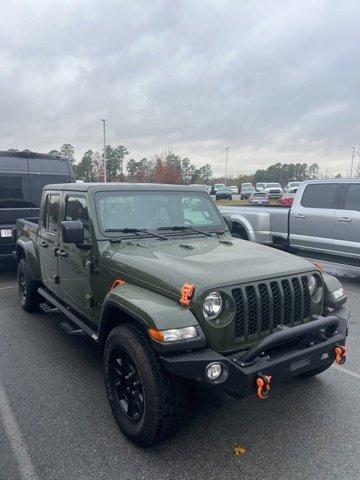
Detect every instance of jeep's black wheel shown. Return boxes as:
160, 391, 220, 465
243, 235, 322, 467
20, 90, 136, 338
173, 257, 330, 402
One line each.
104, 324, 185, 446
297, 362, 333, 378
17, 258, 40, 312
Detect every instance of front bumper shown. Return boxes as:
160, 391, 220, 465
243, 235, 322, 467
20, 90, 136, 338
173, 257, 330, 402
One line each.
160, 307, 349, 397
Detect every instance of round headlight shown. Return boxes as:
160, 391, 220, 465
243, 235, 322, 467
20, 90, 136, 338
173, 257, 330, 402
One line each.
309, 275, 318, 295
309, 274, 323, 303
203, 291, 223, 320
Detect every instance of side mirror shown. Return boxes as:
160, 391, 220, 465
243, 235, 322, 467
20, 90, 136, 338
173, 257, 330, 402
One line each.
61, 220, 84, 244
223, 215, 233, 231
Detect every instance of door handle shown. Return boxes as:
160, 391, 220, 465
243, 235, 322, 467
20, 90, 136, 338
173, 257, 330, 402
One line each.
40, 241, 49, 248
53, 247, 69, 258
338, 217, 352, 223
294, 214, 305, 219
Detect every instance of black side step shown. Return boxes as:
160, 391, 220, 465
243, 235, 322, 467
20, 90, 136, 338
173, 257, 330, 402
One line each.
39, 302, 59, 314
60, 321, 86, 336
38, 287, 98, 342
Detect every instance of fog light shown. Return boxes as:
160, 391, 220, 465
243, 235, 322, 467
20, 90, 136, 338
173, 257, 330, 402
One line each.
206, 363, 223, 381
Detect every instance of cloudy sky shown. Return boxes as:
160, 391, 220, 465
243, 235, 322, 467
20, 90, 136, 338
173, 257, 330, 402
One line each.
0, 0, 359, 176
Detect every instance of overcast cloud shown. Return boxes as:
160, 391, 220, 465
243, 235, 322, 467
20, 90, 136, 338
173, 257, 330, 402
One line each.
0, 0, 359, 175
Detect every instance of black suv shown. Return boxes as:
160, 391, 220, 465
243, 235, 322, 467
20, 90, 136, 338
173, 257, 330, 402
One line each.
0, 150, 75, 258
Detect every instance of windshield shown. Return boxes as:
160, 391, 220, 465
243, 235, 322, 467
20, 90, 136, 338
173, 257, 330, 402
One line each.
95, 190, 225, 236
266, 183, 281, 188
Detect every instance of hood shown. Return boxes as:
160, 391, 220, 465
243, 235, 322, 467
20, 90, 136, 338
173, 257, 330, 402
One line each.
105, 235, 314, 300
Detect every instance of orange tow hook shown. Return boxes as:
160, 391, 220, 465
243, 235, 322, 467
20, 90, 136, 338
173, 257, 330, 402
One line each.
256, 374, 272, 400
334, 345, 346, 365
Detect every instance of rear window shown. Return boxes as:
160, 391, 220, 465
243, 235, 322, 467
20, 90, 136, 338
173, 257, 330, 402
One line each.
0, 175, 32, 208
0, 155, 28, 172
28, 158, 70, 174
301, 184, 340, 209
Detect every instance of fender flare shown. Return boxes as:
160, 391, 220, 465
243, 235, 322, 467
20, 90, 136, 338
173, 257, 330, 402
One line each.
16, 236, 41, 280
98, 283, 204, 349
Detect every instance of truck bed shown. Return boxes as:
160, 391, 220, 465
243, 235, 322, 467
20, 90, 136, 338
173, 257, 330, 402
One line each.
16, 217, 40, 244
218, 205, 290, 244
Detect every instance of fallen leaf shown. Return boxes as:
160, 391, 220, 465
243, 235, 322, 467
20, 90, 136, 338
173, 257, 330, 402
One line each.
234, 445, 247, 456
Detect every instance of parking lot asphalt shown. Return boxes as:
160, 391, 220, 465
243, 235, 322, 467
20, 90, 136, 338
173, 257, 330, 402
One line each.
0, 260, 359, 480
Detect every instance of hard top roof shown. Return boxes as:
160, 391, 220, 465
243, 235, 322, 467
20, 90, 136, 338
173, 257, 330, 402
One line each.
43, 182, 209, 192
0, 150, 69, 161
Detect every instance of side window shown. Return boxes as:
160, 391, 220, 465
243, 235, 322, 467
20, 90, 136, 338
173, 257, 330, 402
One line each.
65, 196, 90, 242
343, 184, 360, 211
43, 194, 60, 232
301, 184, 340, 209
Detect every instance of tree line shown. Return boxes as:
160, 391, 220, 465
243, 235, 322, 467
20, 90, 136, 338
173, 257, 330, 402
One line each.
6, 146, 344, 186
47, 144, 213, 185
212, 162, 329, 187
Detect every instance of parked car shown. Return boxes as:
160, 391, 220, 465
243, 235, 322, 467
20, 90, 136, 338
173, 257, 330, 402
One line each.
212, 183, 225, 194
256, 182, 266, 192
264, 182, 284, 199
249, 192, 269, 205
240, 185, 256, 200
15, 182, 349, 446
0, 150, 74, 259
229, 185, 239, 194
285, 181, 301, 193
215, 187, 232, 200
279, 187, 298, 206
218, 178, 360, 266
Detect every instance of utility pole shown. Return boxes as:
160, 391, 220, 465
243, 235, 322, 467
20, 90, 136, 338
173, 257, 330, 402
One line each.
101, 119, 106, 182
225, 147, 229, 186
350, 146, 355, 178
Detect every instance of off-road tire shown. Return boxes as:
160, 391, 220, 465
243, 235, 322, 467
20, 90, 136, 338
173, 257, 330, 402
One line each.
104, 324, 185, 446
297, 362, 333, 378
17, 258, 40, 312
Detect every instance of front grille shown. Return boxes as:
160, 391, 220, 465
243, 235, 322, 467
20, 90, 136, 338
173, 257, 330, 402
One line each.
232, 275, 313, 342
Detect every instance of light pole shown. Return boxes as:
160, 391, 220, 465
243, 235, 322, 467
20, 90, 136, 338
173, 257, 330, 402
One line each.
225, 147, 229, 186
350, 146, 355, 178
101, 119, 106, 182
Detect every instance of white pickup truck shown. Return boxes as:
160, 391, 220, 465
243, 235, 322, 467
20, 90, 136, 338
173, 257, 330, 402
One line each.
219, 178, 360, 266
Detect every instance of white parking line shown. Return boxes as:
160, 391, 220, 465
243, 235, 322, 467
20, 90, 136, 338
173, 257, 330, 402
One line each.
0, 378, 39, 480
0, 284, 17, 290
332, 365, 360, 380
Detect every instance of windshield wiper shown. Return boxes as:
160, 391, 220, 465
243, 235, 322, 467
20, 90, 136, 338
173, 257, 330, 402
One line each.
105, 228, 167, 240
158, 225, 217, 237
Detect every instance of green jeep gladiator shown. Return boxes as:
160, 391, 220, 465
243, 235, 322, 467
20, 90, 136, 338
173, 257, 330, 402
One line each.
15, 183, 349, 446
